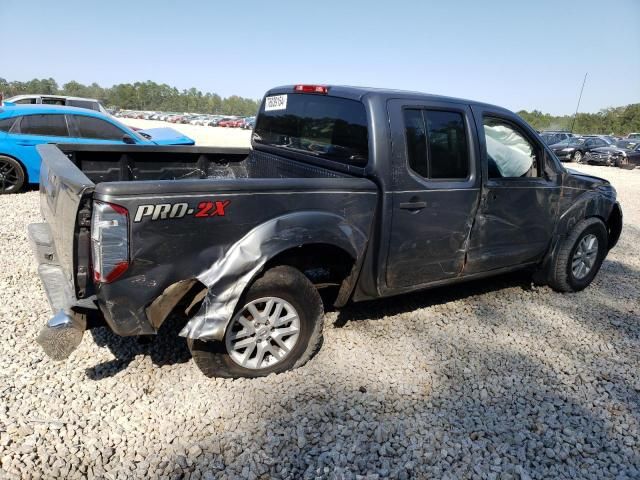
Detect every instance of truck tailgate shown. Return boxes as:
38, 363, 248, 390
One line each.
36, 144, 95, 294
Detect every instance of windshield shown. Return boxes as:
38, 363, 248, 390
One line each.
253, 93, 369, 166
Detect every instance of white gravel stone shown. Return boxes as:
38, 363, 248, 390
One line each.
0, 164, 639, 479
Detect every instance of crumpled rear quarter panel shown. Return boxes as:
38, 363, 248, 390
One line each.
94, 177, 377, 336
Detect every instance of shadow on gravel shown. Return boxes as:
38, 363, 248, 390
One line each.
163, 324, 639, 479
334, 269, 534, 327
85, 314, 191, 380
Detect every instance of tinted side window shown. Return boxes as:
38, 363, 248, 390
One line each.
404, 109, 428, 177
14, 98, 37, 104
41, 98, 65, 106
483, 117, 539, 178
19, 114, 69, 137
68, 99, 99, 111
403, 109, 469, 179
426, 111, 469, 179
0, 117, 16, 132
74, 115, 126, 140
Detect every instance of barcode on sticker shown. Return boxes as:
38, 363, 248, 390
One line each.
265, 95, 287, 111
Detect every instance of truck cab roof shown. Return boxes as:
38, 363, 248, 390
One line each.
265, 84, 513, 116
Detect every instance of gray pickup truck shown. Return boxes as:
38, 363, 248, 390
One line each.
29, 85, 623, 378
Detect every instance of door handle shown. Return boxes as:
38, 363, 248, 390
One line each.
399, 201, 427, 211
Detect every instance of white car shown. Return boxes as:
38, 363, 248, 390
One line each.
5, 94, 108, 114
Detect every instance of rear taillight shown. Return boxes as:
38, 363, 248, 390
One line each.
294, 84, 328, 94
91, 201, 129, 283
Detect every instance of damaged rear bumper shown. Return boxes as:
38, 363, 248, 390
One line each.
28, 223, 95, 360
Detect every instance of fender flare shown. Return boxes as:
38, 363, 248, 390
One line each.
536, 191, 617, 283
179, 211, 368, 341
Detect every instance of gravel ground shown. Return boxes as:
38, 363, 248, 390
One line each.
0, 164, 638, 480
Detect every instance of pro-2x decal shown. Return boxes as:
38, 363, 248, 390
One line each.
133, 200, 230, 222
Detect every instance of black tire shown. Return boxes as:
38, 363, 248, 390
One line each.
572, 151, 583, 163
616, 156, 636, 170
188, 265, 324, 378
0, 156, 26, 194
548, 218, 608, 293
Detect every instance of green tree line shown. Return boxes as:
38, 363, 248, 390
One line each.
2, 77, 638, 133
0, 77, 261, 116
517, 104, 640, 136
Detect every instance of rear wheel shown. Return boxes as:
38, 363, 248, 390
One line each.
548, 218, 608, 292
0, 156, 26, 194
572, 151, 583, 163
188, 265, 324, 378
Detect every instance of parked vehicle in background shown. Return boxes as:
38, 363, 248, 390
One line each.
6, 94, 108, 114
569, 136, 618, 164
585, 141, 640, 169
0, 104, 195, 193
242, 117, 256, 130
540, 131, 574, 145
549, 137, 585, 162
626, 133, 640, 139
29, 84, 622, 379
228, 118, 247, 128
217, 118, 237, 127
616, 138, 640, 150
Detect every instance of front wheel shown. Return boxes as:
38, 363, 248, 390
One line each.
616, 156, 635, 170
0, 156, 26, 194
188, 265, 324, 378
548, 218, 608, 293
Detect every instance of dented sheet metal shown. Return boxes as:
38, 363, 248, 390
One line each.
179, 211, 368, 341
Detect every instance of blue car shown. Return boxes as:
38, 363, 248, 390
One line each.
0, 104, 195, 193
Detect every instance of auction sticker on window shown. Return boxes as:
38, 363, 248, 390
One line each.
265, 95, 287, 111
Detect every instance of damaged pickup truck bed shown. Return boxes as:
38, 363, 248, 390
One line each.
29, 85, 623, 378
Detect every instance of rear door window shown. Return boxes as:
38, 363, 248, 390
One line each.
403, 109, 469, 179
254, 93, 369, 166
73, 115, 126, 140
18, 114, 69, 136
68, 99, 100, 111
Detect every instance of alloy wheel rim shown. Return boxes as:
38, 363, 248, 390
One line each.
0, 160, 19, 192
574, 152, 582, 162
225, 297, 301, 370
572, 234, 598, 280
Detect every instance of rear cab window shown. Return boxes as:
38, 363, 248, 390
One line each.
253, 93, 369, 167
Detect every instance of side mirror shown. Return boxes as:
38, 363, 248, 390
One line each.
122, 134, 136, 145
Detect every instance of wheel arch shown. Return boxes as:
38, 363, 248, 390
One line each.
175, 211, 369, 342
606, 202, 622, 250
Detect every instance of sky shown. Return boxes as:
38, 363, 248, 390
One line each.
1, 0, 639, 115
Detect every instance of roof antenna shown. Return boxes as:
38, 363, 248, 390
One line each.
570, 72, 588, 134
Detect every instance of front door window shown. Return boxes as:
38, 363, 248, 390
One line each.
483, 117, 540, 178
